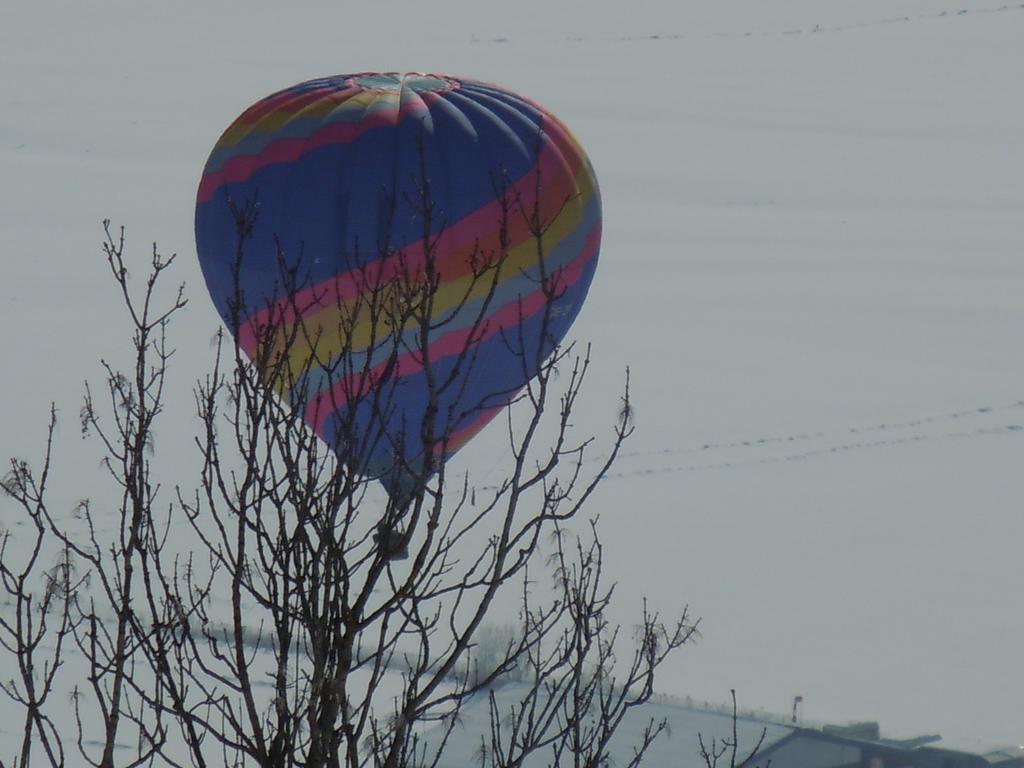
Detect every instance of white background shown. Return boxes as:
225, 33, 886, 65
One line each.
2, 0, 1022, 751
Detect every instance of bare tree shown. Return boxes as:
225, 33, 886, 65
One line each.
697, 691, 770, 768
1, 409, 85, 768
474, 524, 697, 768
2, 224, 186, 767
1, 135, 692, 767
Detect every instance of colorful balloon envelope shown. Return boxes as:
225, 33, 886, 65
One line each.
195, 73, 601, 499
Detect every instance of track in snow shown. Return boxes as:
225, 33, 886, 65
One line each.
597, 400, 1024, 480
567, 4, 1024, 43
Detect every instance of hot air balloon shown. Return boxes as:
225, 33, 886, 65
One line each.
194, 73, 601, 505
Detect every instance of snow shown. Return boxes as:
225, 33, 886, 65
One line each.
2, 0, 1022, 755
418, 683, 794, 768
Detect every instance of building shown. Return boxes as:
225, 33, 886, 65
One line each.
420, 682, 1019, 768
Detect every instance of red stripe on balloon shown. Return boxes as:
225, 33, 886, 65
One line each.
304, 222, 600, 434
196, 110, 397, 203
234, 84, 359, 126
235, 140, 587, 352
438, 402, 508, 457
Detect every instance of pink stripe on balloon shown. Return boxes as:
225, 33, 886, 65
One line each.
304, 223, 600, 434
440, 402, 507, 457
235, 140, 587, 353
234, 84, 364, 128
197, 110, 397, 203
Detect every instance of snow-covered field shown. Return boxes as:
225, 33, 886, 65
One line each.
2, 0, 1022, 752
